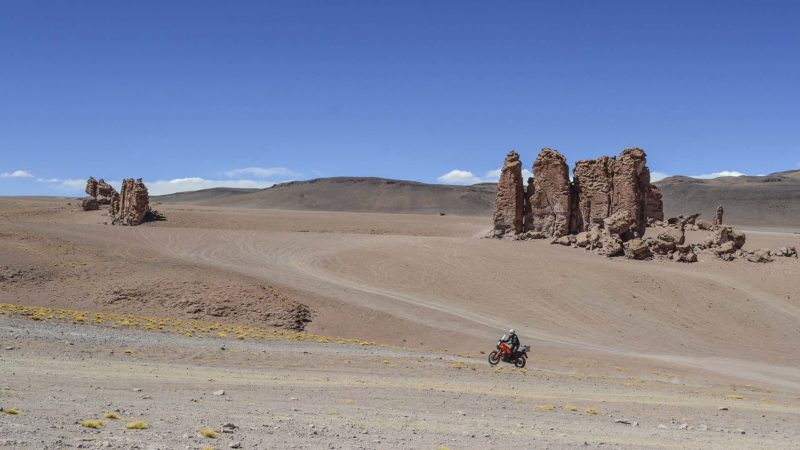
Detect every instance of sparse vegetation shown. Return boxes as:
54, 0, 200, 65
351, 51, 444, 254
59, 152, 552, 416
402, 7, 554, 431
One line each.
564, 405, 578, 411
725, 394, 744, 400
200, 427, 218, 438
2, 408, 20, 415
0, 303, 376, 347
585, 408, 598, 414
81, 420, 105, 428
125, 421, 149, 429
535, 404, 554, 411
104, 411, 120, 419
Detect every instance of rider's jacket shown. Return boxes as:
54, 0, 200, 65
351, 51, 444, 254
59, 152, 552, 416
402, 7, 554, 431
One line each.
498, 334, 520, 352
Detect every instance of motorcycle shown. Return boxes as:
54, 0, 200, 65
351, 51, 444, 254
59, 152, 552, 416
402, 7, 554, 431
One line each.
488, 343, 530, 368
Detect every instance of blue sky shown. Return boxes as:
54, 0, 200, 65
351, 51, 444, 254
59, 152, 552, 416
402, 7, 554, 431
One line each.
1, 1, 798, 195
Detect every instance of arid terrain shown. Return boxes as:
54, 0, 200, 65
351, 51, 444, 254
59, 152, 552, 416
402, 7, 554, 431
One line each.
2, 197, 800, 449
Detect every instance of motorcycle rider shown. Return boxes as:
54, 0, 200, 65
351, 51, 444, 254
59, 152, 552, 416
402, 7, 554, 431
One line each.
498, 328, 520, 355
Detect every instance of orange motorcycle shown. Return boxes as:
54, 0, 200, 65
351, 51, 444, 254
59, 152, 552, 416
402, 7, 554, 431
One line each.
488, 343, 529, 368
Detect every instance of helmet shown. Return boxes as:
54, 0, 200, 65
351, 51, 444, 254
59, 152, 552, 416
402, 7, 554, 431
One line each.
509, 329, 516, 335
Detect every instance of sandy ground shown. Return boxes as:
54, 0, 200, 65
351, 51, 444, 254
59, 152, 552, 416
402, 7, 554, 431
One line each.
1, 197, 799, 448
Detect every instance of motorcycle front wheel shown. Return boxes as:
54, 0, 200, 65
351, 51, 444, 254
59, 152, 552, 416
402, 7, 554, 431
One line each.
488, 351, 501, 365
514, 356, 526, 368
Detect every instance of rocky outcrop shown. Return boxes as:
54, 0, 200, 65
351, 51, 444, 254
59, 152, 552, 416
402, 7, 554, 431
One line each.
112, 178, 150, 226
85, 177, 98, 198
529, 148, 571, 238
714, 205, 724, 226
85, 177, 117, 205
492, 151, 524, 237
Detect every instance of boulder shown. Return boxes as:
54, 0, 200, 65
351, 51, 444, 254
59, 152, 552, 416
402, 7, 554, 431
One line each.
696, 219, 713, 230
745, 249, 772, 263
657, 224, 685, 245
624, 238, 652, 260
530, 148, 572, 238
80, 197, 99, 211
676, 252, 698, 263
603, 210, 635, 237
492, 150, 525, 237
706, 225, 746, 249
715, 241, 737, 255
112, 178, 150, 226
553, 235, 573, 246
601, 235, 624, 257
574, 232, 590, 248
774, 246, 798, 258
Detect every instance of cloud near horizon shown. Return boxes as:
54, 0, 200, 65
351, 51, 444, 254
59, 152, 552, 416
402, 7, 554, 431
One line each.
1, 169, 34, 178
652, 170, 747, 181
146, 177, 279, 195
438, 168, 534, 185
224, 166, 297, 178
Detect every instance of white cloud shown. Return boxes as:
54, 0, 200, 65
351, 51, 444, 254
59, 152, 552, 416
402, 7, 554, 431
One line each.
146, 177, 277, 196
437, 170, 484, 185
1, 169, 33, 178
650, 171, 670, 182
650, 170, 747, 181
440, 168, 534, 185
691, 171, 746, 179
224, 167, 296, 178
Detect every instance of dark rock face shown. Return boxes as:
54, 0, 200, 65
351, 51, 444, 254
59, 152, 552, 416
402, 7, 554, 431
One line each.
645, 184, 664, 222
529, 148, 571, 238
523, 177, 534, 232
492, 151, 525, 237
112, 178, 151, 226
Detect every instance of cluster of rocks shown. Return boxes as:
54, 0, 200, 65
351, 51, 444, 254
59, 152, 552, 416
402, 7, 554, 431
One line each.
81, 177, 152, 226
493, 147, 672, 256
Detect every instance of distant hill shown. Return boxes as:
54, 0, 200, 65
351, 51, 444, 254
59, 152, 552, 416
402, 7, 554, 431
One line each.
154, 172, 800, 229
154, 177, 497, 216
655, 171, 800, 230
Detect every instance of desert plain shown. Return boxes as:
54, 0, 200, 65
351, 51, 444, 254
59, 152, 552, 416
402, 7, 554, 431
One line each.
1, 197, 799, 449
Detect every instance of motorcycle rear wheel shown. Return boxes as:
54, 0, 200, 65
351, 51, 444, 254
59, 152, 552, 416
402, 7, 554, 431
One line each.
514, 357, 526, 368
488, 351, 501, 365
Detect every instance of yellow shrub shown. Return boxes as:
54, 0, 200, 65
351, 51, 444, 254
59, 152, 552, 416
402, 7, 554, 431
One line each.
125, 421, 149, 429
199, 427, 218, 438
104, 411, 120, 419
564, 405, 578, 411
81, 420, 105, 428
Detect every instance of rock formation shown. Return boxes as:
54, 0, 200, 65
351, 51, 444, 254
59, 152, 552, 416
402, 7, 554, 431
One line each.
85, 177, 98, 198
714, 205, 724, 225
112, 178, 151, 226
529, 148, 571, 238
492, 150, 524, 237
85, 177, 117, 205
571, 157, 614, 233
611, 148, 650, 238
